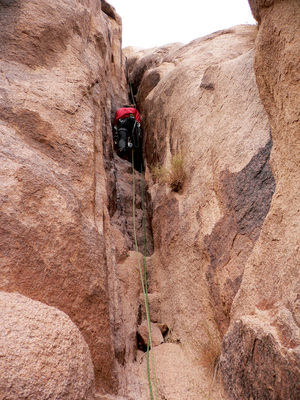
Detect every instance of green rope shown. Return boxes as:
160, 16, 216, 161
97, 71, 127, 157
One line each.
132, 149, 158, 400
129, 81, 136, 108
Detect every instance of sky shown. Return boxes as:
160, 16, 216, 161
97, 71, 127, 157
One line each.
107, 0, 256, 48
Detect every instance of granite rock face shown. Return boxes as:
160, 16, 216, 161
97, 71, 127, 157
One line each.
220, 1, 300, 398
125, 24, 277, 399
1, 0, 299, 398
0, 291, 95, 400
0, 0, 127, 392
221, 312, 300, 399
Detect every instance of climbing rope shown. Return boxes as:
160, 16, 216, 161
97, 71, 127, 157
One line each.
132, 149, 159, 400
129, 81, 136, 108
131, 120, 140, 149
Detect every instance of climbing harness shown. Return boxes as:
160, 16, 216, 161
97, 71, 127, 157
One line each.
132, 149, 158, 400
128, 119, 140, 149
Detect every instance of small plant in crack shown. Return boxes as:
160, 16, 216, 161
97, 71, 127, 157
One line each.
198, 324, 222, 386
151, 152, 186, 192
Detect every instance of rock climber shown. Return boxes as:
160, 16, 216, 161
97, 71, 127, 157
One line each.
113, 105, 143, 170
113, 105, 141, 156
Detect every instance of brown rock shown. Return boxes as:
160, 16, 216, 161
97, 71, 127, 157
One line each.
2, 0, 298, 397
0, 291, 95, 400
137, 320, 164, 348
0, 0, 127, 392
135, 24, 270, 344
248, 0, 299, 335
136, 343, 215, 400
110, 155, 154, 256
205, 139, 275, 334
248, 0, 282, 22
220, 1, 300, 398
108, 251, 142, 366
139, 292, 162, 323
125, 24, 274, 398
124, 43, 183, 91
220, 312, 300, 399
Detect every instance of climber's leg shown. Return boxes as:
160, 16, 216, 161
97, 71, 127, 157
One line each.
117, 128, 128, 156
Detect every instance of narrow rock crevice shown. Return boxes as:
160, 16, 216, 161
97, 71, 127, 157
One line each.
109, 154, 154, 257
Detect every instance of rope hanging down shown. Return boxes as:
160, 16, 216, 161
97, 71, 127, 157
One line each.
129, 81, 136, 108
132, 149, 159, 400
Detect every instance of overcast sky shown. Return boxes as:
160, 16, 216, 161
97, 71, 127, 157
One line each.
108, 0, 256, 48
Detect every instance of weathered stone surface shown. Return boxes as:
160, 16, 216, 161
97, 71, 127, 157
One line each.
1, 0, 299, 398
125, 43, 183, 91
205, 138, 275, 334
139, 25, 270, 337
249, 0, 299, 336
0, 291, 95, 400
108, 251, 141, 366
219, 1, 300, 398
110, 154, 154, 256
139, 292, 162, 323
135, 343, 216, 400
137, 320, 164, 348
220, 312, 300, 399
0, 0, 127, 392
248, 0, 283, 22
125, 24, 275, 399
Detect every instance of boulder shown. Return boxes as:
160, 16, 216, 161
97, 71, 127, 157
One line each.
124, 42, 184, 91
0, 291, 95, 400
220, 311, 300, 399
139, 292, 162, 323
137, 320, 164, 348
248, 0, 285, 22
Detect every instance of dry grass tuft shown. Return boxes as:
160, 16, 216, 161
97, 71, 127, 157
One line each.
197, 325, 223, 387
151, 163, 168, 183
192, 325, 224, 399
151, 153, 186, 192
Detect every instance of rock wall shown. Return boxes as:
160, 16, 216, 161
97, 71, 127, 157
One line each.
220, 1, 300, 399
0, 0, 128, 393
124, 24, 279, 399
1, 0, 299, 399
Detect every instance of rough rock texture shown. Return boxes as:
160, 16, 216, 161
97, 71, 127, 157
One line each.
137, 320, 164, 348
220, 1, 300, 398
124, 24, 276, 398
125, 43, 184, 96
1, 0, 299, 398
0, 291, 95, 400
0, 0, 128, 393
108, 250, 141, 367
221, 312, 300, 399
135, 343, 210, 400
110, 155, 153, 256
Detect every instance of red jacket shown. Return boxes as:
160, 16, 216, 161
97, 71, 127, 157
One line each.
114, 107, 141, 125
